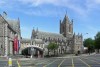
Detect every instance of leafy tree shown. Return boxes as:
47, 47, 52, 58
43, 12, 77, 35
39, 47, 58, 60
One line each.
95, 32, 100, 53
47, 42, 58, 56
83, 38, 95, 53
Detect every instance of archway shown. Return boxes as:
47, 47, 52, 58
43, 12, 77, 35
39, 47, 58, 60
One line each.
21, 46, 43, 58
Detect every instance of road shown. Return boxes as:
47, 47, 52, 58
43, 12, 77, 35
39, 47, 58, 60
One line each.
19, 54, 100, 67
0, 54, 100, 67
0, 57, 18, 67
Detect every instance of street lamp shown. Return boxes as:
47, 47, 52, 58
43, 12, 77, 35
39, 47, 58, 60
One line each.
83, 33, 88, 39
82, 33, 88, 53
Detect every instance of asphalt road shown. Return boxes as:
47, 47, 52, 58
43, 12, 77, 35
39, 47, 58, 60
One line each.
20, 54, 100, 67
0, 54, 100, 67
0, 57, 18, 67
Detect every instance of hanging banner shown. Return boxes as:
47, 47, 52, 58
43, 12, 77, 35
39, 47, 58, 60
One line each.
14, 36, 18, 52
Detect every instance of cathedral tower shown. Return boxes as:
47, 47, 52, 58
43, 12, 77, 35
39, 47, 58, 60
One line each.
60, 14, 73, 37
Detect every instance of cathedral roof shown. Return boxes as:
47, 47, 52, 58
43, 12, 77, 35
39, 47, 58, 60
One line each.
37, 31, 64, 38
34, 39, 44, 44
0, 12, 20, 34
0, 14, 17, 33
32, 30, 67, 41
6, 19, 20, 33
21, 38, 31, 43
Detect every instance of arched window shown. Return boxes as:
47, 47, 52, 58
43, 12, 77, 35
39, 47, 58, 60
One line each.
1, 45, 2, 48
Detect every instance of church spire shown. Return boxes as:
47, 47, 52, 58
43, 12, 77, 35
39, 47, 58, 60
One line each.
18, 17, 20, 25
60, 20, 62, 34
3, 11, 7, 18
71, 19, 73, 24
60, 20, 62, 23
33, 27, 35, 32
66, 10, 67, 16
64, 10, 69, 23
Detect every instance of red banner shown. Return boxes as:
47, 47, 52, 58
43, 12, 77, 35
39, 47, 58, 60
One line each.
14, 36, 18, 52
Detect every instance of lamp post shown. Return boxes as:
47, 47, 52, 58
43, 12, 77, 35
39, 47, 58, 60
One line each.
82, 33, 88, 53
83, 33, 88, 40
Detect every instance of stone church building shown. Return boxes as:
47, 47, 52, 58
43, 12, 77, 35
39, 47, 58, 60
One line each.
0, 12, 21, 56
0, 12, 83, 57
31, 14, 83, 56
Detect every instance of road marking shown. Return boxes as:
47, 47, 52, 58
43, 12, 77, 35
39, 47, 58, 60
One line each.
17, 60, 21, 67
58, 59, 65, 67
71, 56, 74, 67
79, 58, 91, 67
91, 57, 100, 61
83, 57, 100, 64
43, 59, 58, 67
36, 59, 51, 65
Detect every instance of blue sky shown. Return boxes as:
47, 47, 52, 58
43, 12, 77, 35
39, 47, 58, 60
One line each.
0, 0, 100, 39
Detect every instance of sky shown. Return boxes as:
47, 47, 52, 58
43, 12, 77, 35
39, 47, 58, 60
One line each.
0, 0, 100, 39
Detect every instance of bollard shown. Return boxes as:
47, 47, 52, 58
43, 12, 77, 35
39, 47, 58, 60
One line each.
8, 58, 12, 67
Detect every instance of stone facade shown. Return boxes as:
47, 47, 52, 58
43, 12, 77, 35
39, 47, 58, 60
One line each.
60, 15, 73, 38
20, 38, 31, 51
60, 15, 83, 54
31, 14, 83, 55
0, 12, 21, 56
31, 29, 68, 55
60, 15, 73, 53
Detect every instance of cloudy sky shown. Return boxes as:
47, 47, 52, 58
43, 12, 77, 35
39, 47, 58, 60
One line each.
0, 0, 100, 39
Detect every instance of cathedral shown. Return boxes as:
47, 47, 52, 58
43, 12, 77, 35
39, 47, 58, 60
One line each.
0, 12, 83, 57
31, 14, 83, 56
60, 14, 83, 54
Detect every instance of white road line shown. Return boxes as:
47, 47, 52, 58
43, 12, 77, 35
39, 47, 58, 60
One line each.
36, 59, 51, 65
17, 60, 21, 67
58, 59, 65, 67
43, 59, 59, 67
71, 56, 74, 67
82, 57, 100, 64
79, 58, 91, 67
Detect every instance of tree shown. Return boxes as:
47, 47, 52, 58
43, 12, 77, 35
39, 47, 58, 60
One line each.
47, 42, 58, 56
95, 32, 100, 53
83, 38, 95, 54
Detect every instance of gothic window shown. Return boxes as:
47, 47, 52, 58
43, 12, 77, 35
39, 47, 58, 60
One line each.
49, 37, 50, 40
1, 45, 2, 48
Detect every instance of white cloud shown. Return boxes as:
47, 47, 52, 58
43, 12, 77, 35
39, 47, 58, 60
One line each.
16, 0, 89, 16
94, 0, 100, 4
0, 0, 6, 7
0, 0, 17, 9
0, 0, 5, 4
17, 0, 62, 6
81, 25, 99, 39
87, 26, 98, 32
1, 0, 100, 17
86, 0, 100, 9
